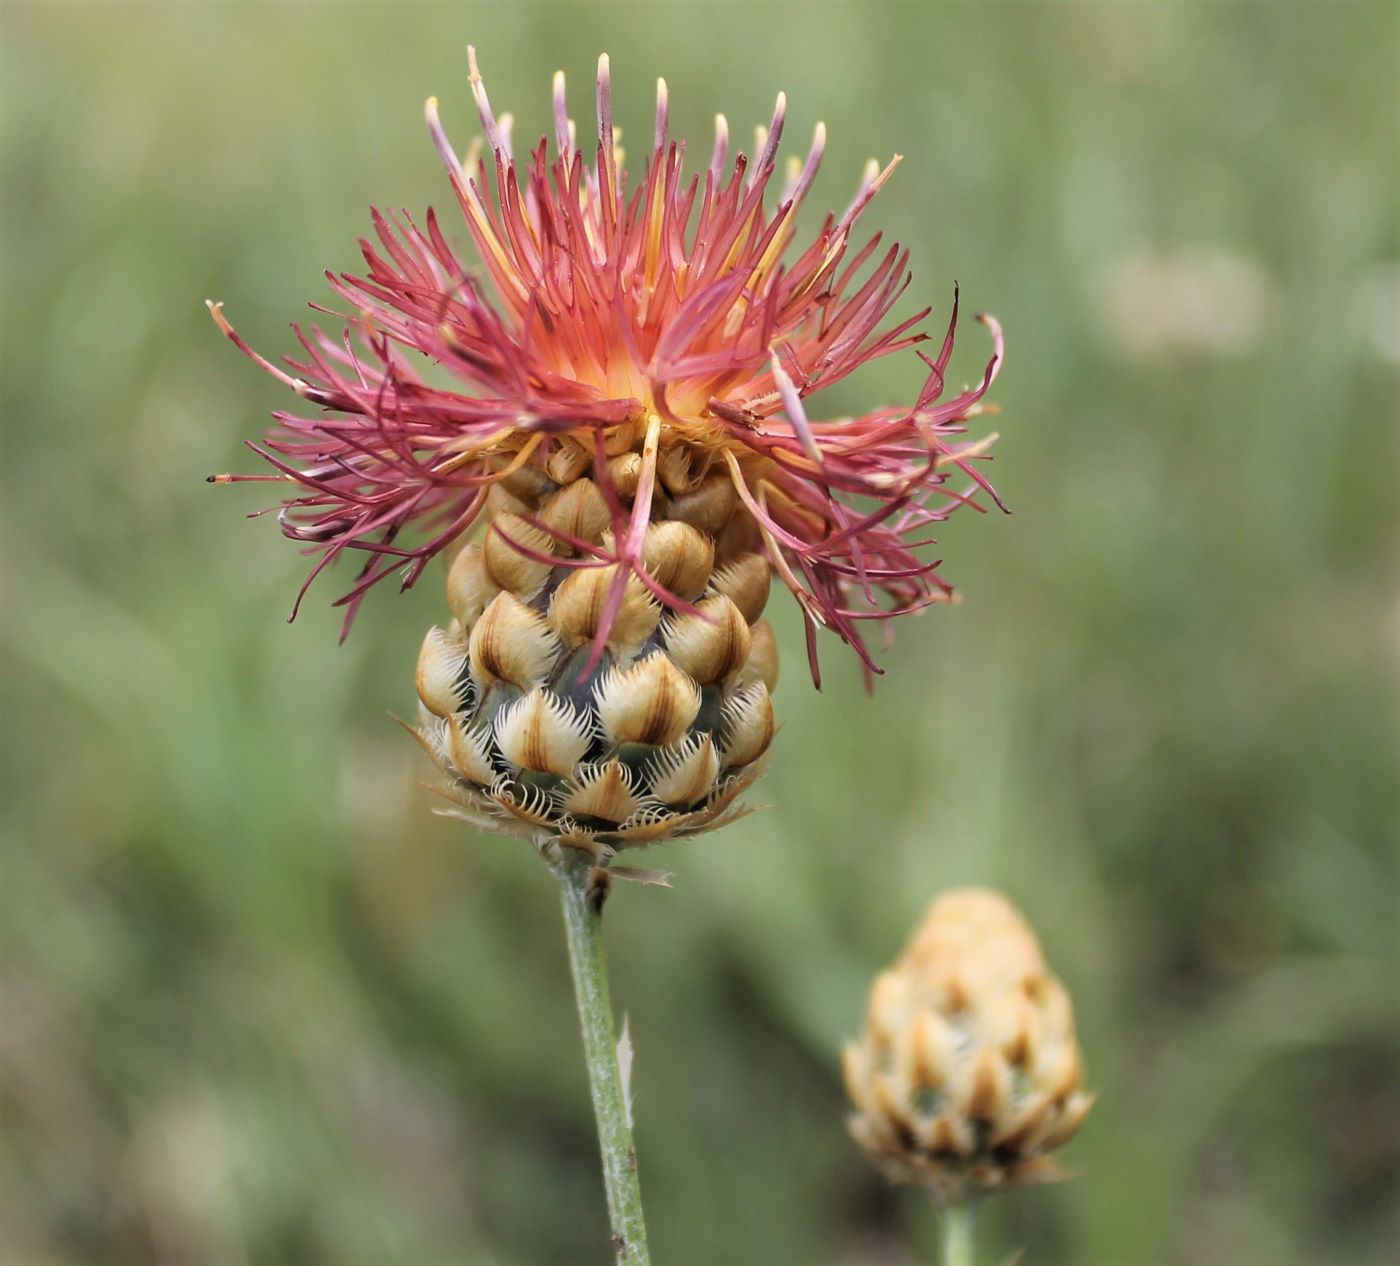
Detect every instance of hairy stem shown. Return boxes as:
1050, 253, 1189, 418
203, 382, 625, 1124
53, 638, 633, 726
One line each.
939, 1199, 977, 1266
554, 853, 650, 1266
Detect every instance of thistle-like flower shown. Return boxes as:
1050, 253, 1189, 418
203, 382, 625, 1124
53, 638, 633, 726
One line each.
844, 889, 1093, 1202
211, 50, 1002, 854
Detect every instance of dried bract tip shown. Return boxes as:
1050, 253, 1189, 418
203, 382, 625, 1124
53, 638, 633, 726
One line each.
666, 471, 738, 537
483, 512, 557, 598
546, 440, 591, 485
540, 478, 611, 553
719, 682, 775, 768
494, 688, 593, 776
844, 888, 1093, 1203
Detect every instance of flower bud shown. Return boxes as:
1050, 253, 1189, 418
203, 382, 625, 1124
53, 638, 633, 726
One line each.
844, 889, 1093, 1201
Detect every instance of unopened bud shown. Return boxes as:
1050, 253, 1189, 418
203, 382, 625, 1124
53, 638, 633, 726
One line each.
843, 889, 1093, 1202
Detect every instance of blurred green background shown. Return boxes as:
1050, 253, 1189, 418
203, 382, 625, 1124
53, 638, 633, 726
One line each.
2, 2, 1396, 1263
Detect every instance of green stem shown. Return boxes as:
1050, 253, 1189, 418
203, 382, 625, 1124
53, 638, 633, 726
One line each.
939, 1199, 977, 1266
554, 853, 651, 1266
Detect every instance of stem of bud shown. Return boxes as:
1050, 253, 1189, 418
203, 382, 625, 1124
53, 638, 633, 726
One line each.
554, 851, 651, 1266
939, 1199, 977, 1266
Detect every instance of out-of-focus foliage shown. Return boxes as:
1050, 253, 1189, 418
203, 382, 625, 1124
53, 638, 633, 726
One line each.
1, 3, 1395, 1264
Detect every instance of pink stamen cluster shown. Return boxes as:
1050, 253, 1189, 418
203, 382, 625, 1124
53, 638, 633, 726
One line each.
211, 49, 1003, 683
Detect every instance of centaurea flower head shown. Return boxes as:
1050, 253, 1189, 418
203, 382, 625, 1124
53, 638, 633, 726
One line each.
212, 51, 1004, 854
844, 889, 1093, 1201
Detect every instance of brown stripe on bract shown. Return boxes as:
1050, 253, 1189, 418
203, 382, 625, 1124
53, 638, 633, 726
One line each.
494, 689, 591, 776
562, 760, 643, 823
446, 714, 498, 785
663, 595, 750, 685
595, 653, 701, 747
740, 618, 779, 691
710, 552, 771, 624
549, 563, 661, 655
447, 541, 499, 627
539, 478, 611, 552
483, 512, 557, 598
641, 520, 713, 600
667, 471, 737, 535
720, 682, 775, 767
469, 592, 561, 687
648, 734, 720, 805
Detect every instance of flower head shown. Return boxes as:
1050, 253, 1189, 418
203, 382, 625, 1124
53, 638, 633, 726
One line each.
211, 50, 1002, 683
844, 888, 1093, 1201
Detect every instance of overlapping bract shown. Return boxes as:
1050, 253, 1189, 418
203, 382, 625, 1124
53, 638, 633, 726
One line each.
212, 50, 1002, 681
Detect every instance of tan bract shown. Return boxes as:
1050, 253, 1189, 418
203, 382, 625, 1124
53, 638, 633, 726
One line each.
414, 455, 778, 858
844, 888, 1093, 1202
